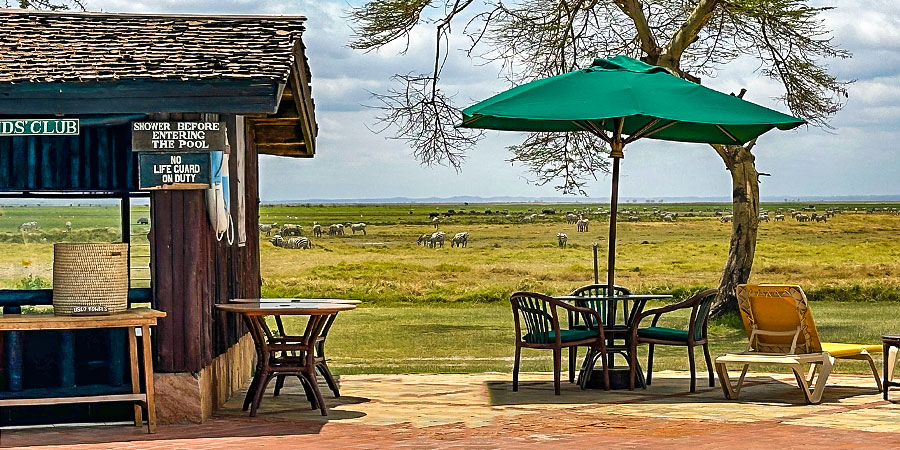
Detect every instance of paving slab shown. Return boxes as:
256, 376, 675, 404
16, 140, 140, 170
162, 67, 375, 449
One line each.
1, 371, 898, 449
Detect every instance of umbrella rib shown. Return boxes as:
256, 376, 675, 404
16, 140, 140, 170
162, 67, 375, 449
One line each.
623, 118, 660, 144
635, 120, 678, 141
715, 124, 741, 144
624, 119, 684, 144
576, 120, 613, 144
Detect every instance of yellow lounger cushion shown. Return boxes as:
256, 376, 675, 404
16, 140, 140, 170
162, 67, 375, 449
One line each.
821, 342, 882, 358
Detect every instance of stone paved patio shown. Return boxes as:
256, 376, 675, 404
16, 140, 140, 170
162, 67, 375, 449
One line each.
2, 371, 898, 448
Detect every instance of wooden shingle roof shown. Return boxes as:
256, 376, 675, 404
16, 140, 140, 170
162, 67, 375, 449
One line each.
0, 9, 317, 157
0, 9, 308, 84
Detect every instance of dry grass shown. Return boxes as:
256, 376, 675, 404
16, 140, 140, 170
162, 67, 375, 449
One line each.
260, 212, 900, 304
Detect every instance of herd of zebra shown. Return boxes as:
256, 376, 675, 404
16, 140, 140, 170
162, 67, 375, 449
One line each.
417, 231, 468, 248
259, 221, 368, 250
720, 208, 842, 224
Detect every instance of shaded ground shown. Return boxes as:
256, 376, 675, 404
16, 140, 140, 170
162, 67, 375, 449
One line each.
2, 371, 898, 449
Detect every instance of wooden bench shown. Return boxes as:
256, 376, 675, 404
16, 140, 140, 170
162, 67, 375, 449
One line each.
0, 308, 165, 432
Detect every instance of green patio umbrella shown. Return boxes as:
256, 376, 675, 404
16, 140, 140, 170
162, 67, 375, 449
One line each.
460, 55, 805, 295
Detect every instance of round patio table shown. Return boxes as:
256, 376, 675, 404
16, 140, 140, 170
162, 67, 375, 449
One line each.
216, 299, 358, 416
555, 294, 672, 389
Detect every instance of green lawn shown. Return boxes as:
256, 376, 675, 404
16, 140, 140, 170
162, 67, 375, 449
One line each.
276, 301, 900, 375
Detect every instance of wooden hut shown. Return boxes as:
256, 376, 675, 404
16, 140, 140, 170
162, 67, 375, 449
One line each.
0, 9, 317, 424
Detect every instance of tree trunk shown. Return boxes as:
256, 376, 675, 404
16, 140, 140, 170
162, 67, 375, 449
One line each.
711, 144, 760, 317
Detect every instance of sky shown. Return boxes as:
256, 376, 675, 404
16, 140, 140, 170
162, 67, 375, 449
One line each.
81, 0, 900, 201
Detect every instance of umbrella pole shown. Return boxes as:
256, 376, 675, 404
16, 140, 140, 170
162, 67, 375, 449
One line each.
607, 120, 625, 299
607, 155, 620, 297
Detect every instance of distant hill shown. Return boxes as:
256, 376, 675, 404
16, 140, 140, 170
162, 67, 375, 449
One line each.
2, 194, 899, 206
262, 194, 900, 205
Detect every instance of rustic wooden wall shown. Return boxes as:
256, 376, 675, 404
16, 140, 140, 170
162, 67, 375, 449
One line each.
149, 114, 260, 373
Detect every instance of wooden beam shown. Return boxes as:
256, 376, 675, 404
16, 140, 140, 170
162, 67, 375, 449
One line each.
0, 80, 282, 115
289, 42, 318, 156
256, 142, 311, 157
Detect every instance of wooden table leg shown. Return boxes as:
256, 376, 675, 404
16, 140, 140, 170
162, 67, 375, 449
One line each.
141, 325, 156, 433
128, 326, 143, 427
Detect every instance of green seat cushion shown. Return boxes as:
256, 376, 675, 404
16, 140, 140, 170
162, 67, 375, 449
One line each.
637, 327, 689, 342
524, 328, 600, 343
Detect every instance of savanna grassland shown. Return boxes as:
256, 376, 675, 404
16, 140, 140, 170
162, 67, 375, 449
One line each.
257, 202, 900, 304
2, 201, 900, 374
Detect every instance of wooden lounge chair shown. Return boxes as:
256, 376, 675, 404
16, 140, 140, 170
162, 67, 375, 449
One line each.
630, 288, 719, 392
566, 284, 632, 383
511, 292, 610, 394
715, 284, 883, 404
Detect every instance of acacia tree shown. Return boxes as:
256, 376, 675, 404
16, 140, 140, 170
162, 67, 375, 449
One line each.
351, 0, 849, 314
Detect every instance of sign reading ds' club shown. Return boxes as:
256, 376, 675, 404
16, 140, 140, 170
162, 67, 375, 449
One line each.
138, 153, 211, 190
0, 119, 79, 136
132, 121, 225, 151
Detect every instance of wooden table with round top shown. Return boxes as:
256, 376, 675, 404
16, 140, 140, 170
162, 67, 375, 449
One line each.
216, 299, 359, 416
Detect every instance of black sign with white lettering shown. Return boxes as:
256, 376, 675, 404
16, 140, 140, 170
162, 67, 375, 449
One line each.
132, 121, 226, 151
138, 153, 211, 190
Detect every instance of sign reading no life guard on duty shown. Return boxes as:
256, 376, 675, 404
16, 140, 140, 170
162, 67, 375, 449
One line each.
138, 153, 211, 190
132, 121, 226, 151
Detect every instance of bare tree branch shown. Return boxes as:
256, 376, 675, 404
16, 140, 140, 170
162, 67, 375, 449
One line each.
658, 0, 720, 73
7, 0, 85, 10
615, 0, 660, 61
507, 132, 610, 195
368, 74, 484, 169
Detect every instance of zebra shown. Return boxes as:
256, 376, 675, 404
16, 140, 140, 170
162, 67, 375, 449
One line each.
451, 232, 469, 248
720, 215, 733, 223
270, 235, 311, 249
65, 221, 72, 232
565, 213, 579, 224
429, 231, 446, 248
17, 221, 38, 232
280, 224, 303, 236
329, 224, 344, 236
521, 214, 537, 224
312, 222, 323, 238
774, 214, 785, 221
576, 218, 589, 232
350, 223, 367, 235
417, 233, 432, 246
259, 224, 273, 236
557, 232, 567, 248
432, 216, 441, 229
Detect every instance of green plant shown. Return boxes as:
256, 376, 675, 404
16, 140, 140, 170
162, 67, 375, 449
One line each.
17, 274, 50, 290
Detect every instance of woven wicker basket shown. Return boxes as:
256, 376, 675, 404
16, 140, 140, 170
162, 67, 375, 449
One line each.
52, 243, 129, 315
